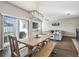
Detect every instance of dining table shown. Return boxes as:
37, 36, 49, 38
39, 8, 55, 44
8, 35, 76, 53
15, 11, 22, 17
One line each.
17, 33, 51, 56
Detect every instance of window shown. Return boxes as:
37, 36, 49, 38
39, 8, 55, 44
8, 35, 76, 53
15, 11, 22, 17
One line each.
3, 16, 29, 47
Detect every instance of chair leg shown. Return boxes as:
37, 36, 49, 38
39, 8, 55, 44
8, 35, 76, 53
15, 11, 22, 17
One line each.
11, 53, 14, 57
52, 51, 56, 55
50, 51, 56, 56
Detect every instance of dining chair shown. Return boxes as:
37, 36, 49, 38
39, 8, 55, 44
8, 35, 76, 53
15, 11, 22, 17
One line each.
8, 35, 29, 57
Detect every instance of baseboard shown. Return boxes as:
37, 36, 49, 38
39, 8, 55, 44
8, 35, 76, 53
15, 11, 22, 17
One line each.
63, 34, 76, 37
62, 35, 76, 38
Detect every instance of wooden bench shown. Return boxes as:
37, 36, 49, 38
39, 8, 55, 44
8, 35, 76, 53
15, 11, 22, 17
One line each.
72, 39, 79, 56
32, 40, 57, 57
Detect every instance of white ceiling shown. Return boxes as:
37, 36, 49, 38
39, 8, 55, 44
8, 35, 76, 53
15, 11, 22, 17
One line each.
39, 1, 79, 20
8, 1, 38, 11
8, 1, 79, 20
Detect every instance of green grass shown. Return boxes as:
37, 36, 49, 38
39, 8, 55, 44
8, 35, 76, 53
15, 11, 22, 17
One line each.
4, 32, 15, 36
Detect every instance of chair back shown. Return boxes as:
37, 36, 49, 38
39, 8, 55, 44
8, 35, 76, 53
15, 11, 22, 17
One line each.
8, 35, 20, 57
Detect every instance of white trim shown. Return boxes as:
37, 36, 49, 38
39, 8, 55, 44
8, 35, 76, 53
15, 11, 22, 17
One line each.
0, 13, 4, 50
2, 15, 5, 50
1, 12, 30, 21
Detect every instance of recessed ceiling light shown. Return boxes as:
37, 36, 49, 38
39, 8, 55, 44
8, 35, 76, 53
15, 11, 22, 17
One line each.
67, 13, 71, 15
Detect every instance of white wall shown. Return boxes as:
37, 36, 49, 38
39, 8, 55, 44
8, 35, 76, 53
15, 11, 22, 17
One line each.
42, 20, 50, 31
0, 1, 30, 19
42, 18, 79, 37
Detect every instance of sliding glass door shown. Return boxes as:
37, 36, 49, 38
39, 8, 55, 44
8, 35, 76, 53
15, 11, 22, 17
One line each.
3, 15, 29, 48
3, 16, 17, 47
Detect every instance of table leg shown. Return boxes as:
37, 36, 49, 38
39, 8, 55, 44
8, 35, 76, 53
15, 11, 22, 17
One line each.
28, 46, 33, 57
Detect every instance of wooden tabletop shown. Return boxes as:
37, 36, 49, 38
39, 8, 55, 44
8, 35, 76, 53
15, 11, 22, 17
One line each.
18, 34, 50, 47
